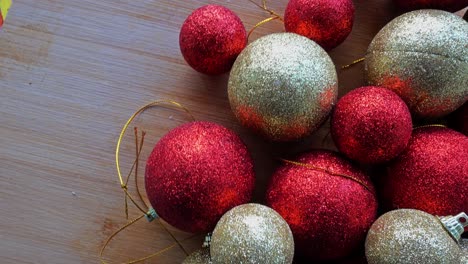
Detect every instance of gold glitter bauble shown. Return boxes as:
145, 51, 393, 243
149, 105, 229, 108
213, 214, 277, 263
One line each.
183, 248, 211, 264
461, 239, 468, 263
228, 33, 338, 141
365, 209, 461, 264
365, 10, 468, 118
210, 203, 294, 264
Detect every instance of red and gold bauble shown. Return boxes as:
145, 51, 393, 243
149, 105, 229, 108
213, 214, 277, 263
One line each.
228, 33, 338, 141
365, 10, 468, 118
365, 209, 464, 264
284, 0, 354, 50
179, 5, 247, 75
382, 127, 468, 216
266, 150, 378, 261
331, 86, 412, 164
393, 0, 468, 12
145, 121, 255, 233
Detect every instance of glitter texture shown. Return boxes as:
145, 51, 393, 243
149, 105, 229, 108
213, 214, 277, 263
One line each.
266, 150, 378, 261
331, 86, 412, 164
393, 0, 468, 12
365, 10, 468, 118
383, 127, 468, 216
210, 203, 294, 264
365, 209, 461, 264
461, 239, 468, 263
145, 121, 255, 233
183, 248, 211, 264
284, 0, 355, 50
228, 33, 338, 141
179, 5, 247, 75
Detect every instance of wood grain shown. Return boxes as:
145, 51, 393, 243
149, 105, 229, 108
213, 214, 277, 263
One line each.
1, 1, 466, 263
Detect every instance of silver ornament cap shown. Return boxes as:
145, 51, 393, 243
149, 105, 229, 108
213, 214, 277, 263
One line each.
439, 212, 468, 242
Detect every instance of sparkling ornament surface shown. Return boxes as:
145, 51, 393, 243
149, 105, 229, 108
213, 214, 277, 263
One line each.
228, 33, 338, 141
284, 0, 355, 50
393, 0, 468, 12
145, 121, 255, 233
180, 5, 247, 75
331, 86, 412, 164
266, 150, 378, 261
383, 127, 468, 216
210, 203, 294, 264
183, 248, 211, 264
365, 10, 468, 118
365, 209, 461, 264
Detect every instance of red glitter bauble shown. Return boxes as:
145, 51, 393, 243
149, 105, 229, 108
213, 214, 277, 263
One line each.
284, 0, 355, 50
145, 121, 255, 233
383, 127, 468, 216
331, 86, 413, 164
179, 5, 247, 75
266, 150, 378, 261
393, 0, 468, 12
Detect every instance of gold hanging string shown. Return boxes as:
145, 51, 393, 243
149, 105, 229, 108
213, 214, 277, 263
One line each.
341, 57, 365, 69
133, 128, 149, 210
280, 158, 373, 193
99, 214, 199, 264
247, 16, 282, 40
413, 124, 447, 129
115, 100, 195, 215
247, 0, 284, 40
123, 128, 147, 219
248, 0, 284, 21
102, 99, 196, 263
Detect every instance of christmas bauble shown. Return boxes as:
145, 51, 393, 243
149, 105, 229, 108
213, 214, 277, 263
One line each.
183, 248, 211, 264
393, 0, 468, 12
145, 121, 255, 233
331, 86, 412, 164
284, 0, 354, 50
179, 5, 247, 75
365, 209, 461, 264
228, 33, 338, 141
210, 203, 294, 264
383, 127, 468, 216
266, 150, 378, 261
365, 10, 468, 118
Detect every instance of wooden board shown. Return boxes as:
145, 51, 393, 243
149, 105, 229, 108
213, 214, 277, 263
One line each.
0, 0, 465, 263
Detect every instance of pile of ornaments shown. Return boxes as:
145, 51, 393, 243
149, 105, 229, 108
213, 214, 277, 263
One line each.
144, 0, 468, 263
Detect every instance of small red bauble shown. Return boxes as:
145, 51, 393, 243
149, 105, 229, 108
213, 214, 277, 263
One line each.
284, 0, 355, 50
179, 5, 247, 75
331, 86, 412, 164
266, 150, 378, 261
382, 127, 468, 216
145, 121, 255, 233
393, 0, 468, 12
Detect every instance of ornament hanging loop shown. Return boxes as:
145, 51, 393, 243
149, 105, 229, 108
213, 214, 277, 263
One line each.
439, 212, 468, 242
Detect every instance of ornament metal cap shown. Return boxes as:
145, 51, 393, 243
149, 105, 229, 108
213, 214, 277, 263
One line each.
145, 208, 159, 222
202, 233, 212, 248
439, 212, 468, 242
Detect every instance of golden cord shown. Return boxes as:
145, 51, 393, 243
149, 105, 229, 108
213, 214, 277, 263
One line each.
247, 0, 284, 40
280, 158, 373, 193
100, 100, 196, 263
99, 214, 199, 264
341, 57, 365, 69
413, 124, 447, 129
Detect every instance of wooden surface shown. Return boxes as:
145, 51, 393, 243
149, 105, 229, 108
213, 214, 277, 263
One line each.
0, 1, 465, 263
